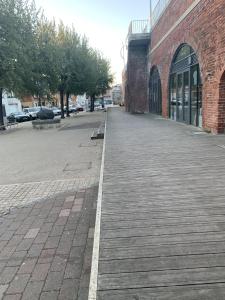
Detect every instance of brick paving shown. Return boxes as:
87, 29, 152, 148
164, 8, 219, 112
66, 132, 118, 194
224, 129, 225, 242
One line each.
0, 177, 97, 216
0, 185, 98, 300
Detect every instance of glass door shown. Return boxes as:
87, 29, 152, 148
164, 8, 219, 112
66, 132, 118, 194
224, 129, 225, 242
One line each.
170, 74, 177, 120
190, 65, 201, 126
149, 68, 162, 115
198, 83, 202, 127
177, 73, 183, 122
153, 80, 157, 113
157, 78, 162, 114
183, 71, 190, 123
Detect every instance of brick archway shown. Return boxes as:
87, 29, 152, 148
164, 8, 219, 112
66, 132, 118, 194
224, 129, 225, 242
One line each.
218, 71, 225, 133
149, 66, 162, 115
168, 43, 202, 127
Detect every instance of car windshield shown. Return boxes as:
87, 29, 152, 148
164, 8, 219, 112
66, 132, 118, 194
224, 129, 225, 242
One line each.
94, 100, 101, 106
13, 112, 24, 115
105, 100, 112, 104
29, 108, 37, 112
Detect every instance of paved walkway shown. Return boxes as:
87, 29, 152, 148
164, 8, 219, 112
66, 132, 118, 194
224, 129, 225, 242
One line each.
0, 186, 97, 300
0, 112, 104, 299
0, 112, 103, 214
97, 108, 225, 299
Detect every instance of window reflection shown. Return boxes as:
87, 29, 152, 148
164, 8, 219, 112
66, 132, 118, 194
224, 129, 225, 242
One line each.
169, 44, 202, 127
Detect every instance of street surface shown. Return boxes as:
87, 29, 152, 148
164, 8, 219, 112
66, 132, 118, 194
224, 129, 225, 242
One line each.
0, 112, 104, 299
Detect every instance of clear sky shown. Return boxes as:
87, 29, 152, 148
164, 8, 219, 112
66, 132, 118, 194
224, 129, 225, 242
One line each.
35, 0, 153, 84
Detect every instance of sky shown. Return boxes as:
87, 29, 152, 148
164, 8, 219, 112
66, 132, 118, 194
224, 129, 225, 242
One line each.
35, 0, 153, 84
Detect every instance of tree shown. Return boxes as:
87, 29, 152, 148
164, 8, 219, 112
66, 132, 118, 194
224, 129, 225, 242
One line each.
54, 26, 113, 116
21, 16, 59, 106
0, 0, 113, 125
0, 0, 38, 126
64, 36, 90, 116
85, 50, 113, 112
55, 23, 88, 118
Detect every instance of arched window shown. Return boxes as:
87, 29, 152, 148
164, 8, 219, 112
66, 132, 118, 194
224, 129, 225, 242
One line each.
174, 45, 194, 63
149, 67, 162, 115
169, 44, 202, 127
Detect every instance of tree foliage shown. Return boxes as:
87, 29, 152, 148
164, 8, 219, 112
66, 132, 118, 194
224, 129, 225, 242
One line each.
0, 0, 39, 125
0, 0, 113, 125
0, 0, 38, 92
24, 16, 59, 103
85, 50, 113, 111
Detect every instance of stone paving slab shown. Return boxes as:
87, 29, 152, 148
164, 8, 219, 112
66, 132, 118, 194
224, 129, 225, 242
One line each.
0, 112, 104, 186
0, 184, 98, 300
97, 108, 225, 299
0, 177, 97, 216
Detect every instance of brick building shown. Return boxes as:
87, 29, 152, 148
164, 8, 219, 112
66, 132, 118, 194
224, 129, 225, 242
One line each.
126, 0, 225, 133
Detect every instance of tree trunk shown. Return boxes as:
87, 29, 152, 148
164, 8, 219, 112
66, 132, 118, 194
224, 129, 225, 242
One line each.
90, 95, 95, 112
101, 97, 105, 108
38, 95, 41, 107
66, 92, 70, 117
60, 90, 65, 119
0, 88, 5, 130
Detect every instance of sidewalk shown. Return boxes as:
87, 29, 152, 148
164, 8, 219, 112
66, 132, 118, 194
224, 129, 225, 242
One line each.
0, 112, 104, 299
0, 186, 97, 300
96, 108, 225, 299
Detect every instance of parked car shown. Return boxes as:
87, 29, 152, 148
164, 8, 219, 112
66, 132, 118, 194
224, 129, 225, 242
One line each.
51, 107, 61, 116
76, 106, 84, 112
23, 107, 39, 120
93, 100, 104, 111
70, 106, 78, 113
62, 105, 79, 113
104, 99, 114, 108
7, 111, 30, 123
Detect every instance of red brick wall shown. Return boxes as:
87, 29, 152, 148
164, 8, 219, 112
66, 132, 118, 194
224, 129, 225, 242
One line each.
150, 0, 225, 133
126, 45, 148, 113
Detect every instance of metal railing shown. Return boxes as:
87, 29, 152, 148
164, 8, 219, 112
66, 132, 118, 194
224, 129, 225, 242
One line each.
152, 0, 171, 27
128, 20, 151, 36
126, 0, 171, 47
127, 0, 171, 37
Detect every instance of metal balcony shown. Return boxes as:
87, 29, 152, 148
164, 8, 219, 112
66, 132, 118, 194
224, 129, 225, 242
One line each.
127, 20, 151, 47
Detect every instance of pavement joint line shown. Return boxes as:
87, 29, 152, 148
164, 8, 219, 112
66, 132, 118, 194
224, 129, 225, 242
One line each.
0, 176, 99, 216
0, 177, 96, 187
88, 115, 107, 300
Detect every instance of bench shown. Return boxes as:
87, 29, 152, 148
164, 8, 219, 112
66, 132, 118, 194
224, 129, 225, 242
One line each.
32, 119, 61, 129
91, 122, 105, 140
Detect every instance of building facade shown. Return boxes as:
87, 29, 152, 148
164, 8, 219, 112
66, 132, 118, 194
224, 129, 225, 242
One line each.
112, 84, 122, 105
126, 0, 225, 133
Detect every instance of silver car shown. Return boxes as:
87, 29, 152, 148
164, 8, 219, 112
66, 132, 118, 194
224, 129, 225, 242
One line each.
23, 107, 39, 120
